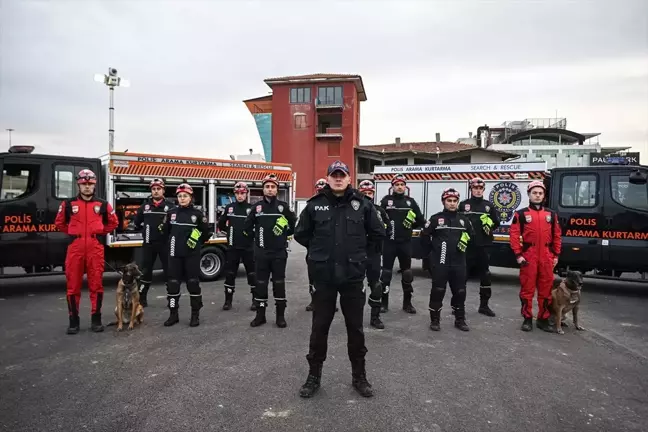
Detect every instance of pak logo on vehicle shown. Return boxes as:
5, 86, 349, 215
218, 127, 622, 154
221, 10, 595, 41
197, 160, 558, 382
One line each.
489, 182, 522, 223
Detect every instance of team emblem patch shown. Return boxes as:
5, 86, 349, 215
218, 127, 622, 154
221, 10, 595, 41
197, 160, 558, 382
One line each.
438, 218, 445, 225
164, 206, 169, 212
485, 205, 490, 212
465, 204, 471, 212
387, 200, 393, 206
94, 205, 101, 214
406, 200, 411, 206
171, 214, 177, 221
546, 214, 552, 223
145, 204, 150, 211
460, 219, 465, 226
525, 214, 532, 223
228, 207, 234, 214
191, 215, 197, 223
202, 217, 208, 223
246, 208, 251, 215
489, 182, 522, 223
72, 205, 79, 214
351, 200, 360, 211
256, 205, 262, 213
278, 205, 284, 212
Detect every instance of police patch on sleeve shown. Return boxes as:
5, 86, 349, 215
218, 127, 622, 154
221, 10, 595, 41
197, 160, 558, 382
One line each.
94, 205, 101, 214
256, 205, 262, 213
406, 200, 411, 206
546, 214, 552, 222
460, 219, 465, 226
425, 220, 431, 228
351, 200, 360, 211
278, 205, 284, 212
246, 208, 251, 214
164, 205, 169, 212
465, 204, 471, 212
191, 215, 197, 223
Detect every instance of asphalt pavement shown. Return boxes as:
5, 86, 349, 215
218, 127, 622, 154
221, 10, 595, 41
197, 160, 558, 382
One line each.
1, 246, 647, 432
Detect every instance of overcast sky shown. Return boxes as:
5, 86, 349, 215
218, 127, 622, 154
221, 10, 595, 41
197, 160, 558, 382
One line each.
1, 0, 647, 161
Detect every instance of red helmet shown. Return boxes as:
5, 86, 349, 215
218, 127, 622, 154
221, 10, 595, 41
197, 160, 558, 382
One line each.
441, 187, 460, 202
149, 178, 165, 189
176, 183, 194, 195
358, 180, 375, 193
234, 181, 249, 193
527, 180, 546, 193
469, 177, 485, 188
314, 178, 327, 191
391, 174, 407, 185
76, 169, 97, 184
262, 173, 279, 187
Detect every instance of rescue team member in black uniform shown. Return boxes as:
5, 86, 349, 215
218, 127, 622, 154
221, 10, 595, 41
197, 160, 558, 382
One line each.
421, 188, 475, 332
160, 183, 212, 327
243, 174, 297, 328
459, 177, 500, 317
295, 160, 386, 398
358, 179, 391, 329
379, 174, 425, 314
217, 181, 257, 311
305, 178, 328, 312
134, 178, 174, 307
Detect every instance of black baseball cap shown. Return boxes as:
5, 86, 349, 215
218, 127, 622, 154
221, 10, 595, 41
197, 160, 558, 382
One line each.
327, 160, 350, 176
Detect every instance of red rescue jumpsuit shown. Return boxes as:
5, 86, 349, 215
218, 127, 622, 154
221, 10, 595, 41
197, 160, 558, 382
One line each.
509, 205, 562, 320
55, 197, 119, 316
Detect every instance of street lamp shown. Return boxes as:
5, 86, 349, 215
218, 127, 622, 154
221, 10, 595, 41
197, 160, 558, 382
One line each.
94, 67, 130, 153
6, 128, 14, 147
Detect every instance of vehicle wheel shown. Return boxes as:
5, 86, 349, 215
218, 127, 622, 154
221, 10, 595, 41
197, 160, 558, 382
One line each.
200, 246, 225, 281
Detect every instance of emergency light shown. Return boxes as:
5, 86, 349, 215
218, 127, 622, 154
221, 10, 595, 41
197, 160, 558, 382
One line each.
8, 145, 35, 154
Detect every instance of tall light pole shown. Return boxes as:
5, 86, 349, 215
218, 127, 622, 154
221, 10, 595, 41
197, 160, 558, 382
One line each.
6, 128, 14, 147
94, 68, 129, 153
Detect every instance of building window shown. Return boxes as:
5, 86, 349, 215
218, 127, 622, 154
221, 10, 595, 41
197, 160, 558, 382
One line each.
1, 163, 40, 201
317, 86, 343, 105
290, 87, 311, 104
54, 165, 76, 198
293, 113, 307, 130
611, 174, 648, 211
560, 174, 597, 207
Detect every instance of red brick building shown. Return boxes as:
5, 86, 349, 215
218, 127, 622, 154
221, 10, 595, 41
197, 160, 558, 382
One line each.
243, 73, 366, 199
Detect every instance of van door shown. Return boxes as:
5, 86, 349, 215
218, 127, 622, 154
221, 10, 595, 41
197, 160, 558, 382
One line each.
0, 156, 49, 268
554, 171, 603, 269
602, 168, 648, 272
46, 162, 96, 268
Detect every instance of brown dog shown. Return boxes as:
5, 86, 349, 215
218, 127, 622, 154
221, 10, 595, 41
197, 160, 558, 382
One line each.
550, 270, 586, 335
109, 262, 144, 331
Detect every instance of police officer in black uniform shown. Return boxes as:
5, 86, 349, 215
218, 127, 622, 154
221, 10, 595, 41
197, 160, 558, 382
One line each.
379, 174, 425, 314
421, 188, 475, 332
358, 179, 391, 329
160, 183, 212, 328
217, 181, 257, 311
305, 178, 328, 312
459, 177, 500, 316
243, 174, 297, 328
134, 178, 174, 307
294, 161, 386, 399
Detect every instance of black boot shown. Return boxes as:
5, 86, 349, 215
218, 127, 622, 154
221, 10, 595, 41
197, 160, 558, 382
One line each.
66, 315, 80, 335
380, 293, 389, 313
536, 318, 552, 332
351, 359, 373, 398
305, 293, 314, 312
164, 309, 179, 327
299, 362, 322, 398
478, 287, 496, 317
402, 292, 416, 314
139, 284, 150, 308
222, 291, 233, 311
521, 318, 533, 332
276, 304, 287, 328
189, 310, 200, 327
453, 307, 469, 332
370, 306, 384, 329
90, 313, 104, 333
429, 309, 441, 331
250, 307, 267, 327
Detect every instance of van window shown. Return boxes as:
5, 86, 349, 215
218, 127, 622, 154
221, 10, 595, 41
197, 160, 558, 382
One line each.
1, 163, 40, 201
54, 165, 76, 199
561, 174, 597, 207
611, 174, 648, 211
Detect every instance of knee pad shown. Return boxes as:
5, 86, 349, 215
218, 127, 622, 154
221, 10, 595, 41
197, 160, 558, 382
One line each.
402, 269, 413, 284
168, 279, 181, 294
381, 269, 393, 282
187, 278, 200, 294
432, 286, 446, 295
247, 271, 256, 287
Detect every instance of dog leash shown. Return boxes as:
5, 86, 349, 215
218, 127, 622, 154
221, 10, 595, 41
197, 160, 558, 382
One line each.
104, 260, 124, 276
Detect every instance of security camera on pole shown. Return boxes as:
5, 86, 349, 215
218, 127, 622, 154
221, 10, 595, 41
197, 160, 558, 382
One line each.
94, 68, 130, 153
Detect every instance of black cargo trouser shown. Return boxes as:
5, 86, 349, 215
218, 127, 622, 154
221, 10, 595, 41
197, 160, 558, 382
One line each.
167, 254, 202, 311
306, 281, 367, 365
380, 240, 413, 294
224, 247, 256, 294
366, 253, 382, 308
467, 244, 492, 288
139, 242, 168, 291
254, 249, 287, 308
428, 264, 467, 316
306, 255, 315, 293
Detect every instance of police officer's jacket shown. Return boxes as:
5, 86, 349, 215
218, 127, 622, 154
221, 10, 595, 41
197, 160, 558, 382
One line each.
379, 193, 425, 242
294, 186, 386, 284
243, 196, 296, 251
458, 197, 500, 247
421, 210, 475, 267
134, 198, 175, 245
363, 195, 392, 256
161, 204, 211, 258
217, 200, 253, 249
